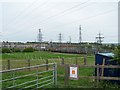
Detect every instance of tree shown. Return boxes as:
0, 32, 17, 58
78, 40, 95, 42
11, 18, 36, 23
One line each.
114, 45, 120, 64
2, 48, 11, 53
23, 47, 34, 52
111, 44, 115, 50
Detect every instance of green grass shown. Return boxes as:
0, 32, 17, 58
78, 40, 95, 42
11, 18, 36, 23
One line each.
2, 51, 94, 70
1, 51, 119, 89
2, 51, 83, 60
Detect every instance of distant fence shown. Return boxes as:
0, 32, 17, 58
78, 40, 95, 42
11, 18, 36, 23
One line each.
2, 56, 93, 70
2, 58, 49, 70
0, 63, 57, 89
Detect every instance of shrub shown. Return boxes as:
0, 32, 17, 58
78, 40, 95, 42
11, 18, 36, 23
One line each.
2, 48, 11, 53
12, 48, 21, 52
23, 47, 34, 52
114, 45, 120, 64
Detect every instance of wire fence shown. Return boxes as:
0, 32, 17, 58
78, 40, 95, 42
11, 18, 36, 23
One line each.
2, 56, 94, 70
57, 64, 120, 88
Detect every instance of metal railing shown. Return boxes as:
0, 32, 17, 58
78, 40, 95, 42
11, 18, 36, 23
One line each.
0, 63, 57, 89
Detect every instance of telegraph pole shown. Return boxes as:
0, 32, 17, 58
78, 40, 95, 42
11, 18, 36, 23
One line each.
79, 25, 82, 44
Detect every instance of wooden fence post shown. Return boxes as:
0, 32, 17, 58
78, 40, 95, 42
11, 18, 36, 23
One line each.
101, 59, 105, 77
46, 59, 48, 70
64, 64, 69, 87
61, 58, 64, 65
28, 59, 30, 71
8, 60, 10, 70
84, 54, 87, 65
76, 58, 78, 65
97, 64, 100, 87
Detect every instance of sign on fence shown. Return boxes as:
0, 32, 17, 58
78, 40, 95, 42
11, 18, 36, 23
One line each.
69, 65, 78, 80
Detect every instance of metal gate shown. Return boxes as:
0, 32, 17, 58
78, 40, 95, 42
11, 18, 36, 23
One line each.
0, 63, 57, 89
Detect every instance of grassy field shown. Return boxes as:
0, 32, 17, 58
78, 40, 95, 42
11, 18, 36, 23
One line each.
2, 51, 83, 60
1, 51, 119, 89
2, 51, 94, 69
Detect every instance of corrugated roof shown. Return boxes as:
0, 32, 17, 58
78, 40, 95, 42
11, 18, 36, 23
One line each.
97, 53, 114, 57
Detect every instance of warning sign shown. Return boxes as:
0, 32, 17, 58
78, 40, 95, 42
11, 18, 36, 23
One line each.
69, 65, 78, 80
72, 70, 75, 74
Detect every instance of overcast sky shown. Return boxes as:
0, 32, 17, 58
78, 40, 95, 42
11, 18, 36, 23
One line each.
0, 0, 119, 43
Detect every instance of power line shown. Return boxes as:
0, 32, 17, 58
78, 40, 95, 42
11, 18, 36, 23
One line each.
78, 7, 119, 22
47, 5, 119, 30
5, 2, 118, 40
6, 0, 38, 26
7, 0, 48, 27
9, 0, 90, 29
10, 0, 90, 29
5, 1, 91, 37
6, 5, 118, 40
34, 0, 90, 26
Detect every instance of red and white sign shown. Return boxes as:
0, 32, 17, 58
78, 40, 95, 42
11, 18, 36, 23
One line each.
69, 65, 78, 80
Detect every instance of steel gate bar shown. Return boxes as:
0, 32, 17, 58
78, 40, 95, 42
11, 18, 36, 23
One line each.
1, 63, 57, 89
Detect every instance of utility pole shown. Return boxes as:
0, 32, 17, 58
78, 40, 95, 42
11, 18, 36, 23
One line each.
38, 29, 42, 43
96, 32, 104, 53
79, 25, 82, 44
58, 33, 62, 51
59, 33, 62, 43
96, 32, 104, 44
38, 29, 42, 50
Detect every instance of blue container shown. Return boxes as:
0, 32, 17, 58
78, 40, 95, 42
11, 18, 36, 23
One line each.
95, 53, 120, 84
